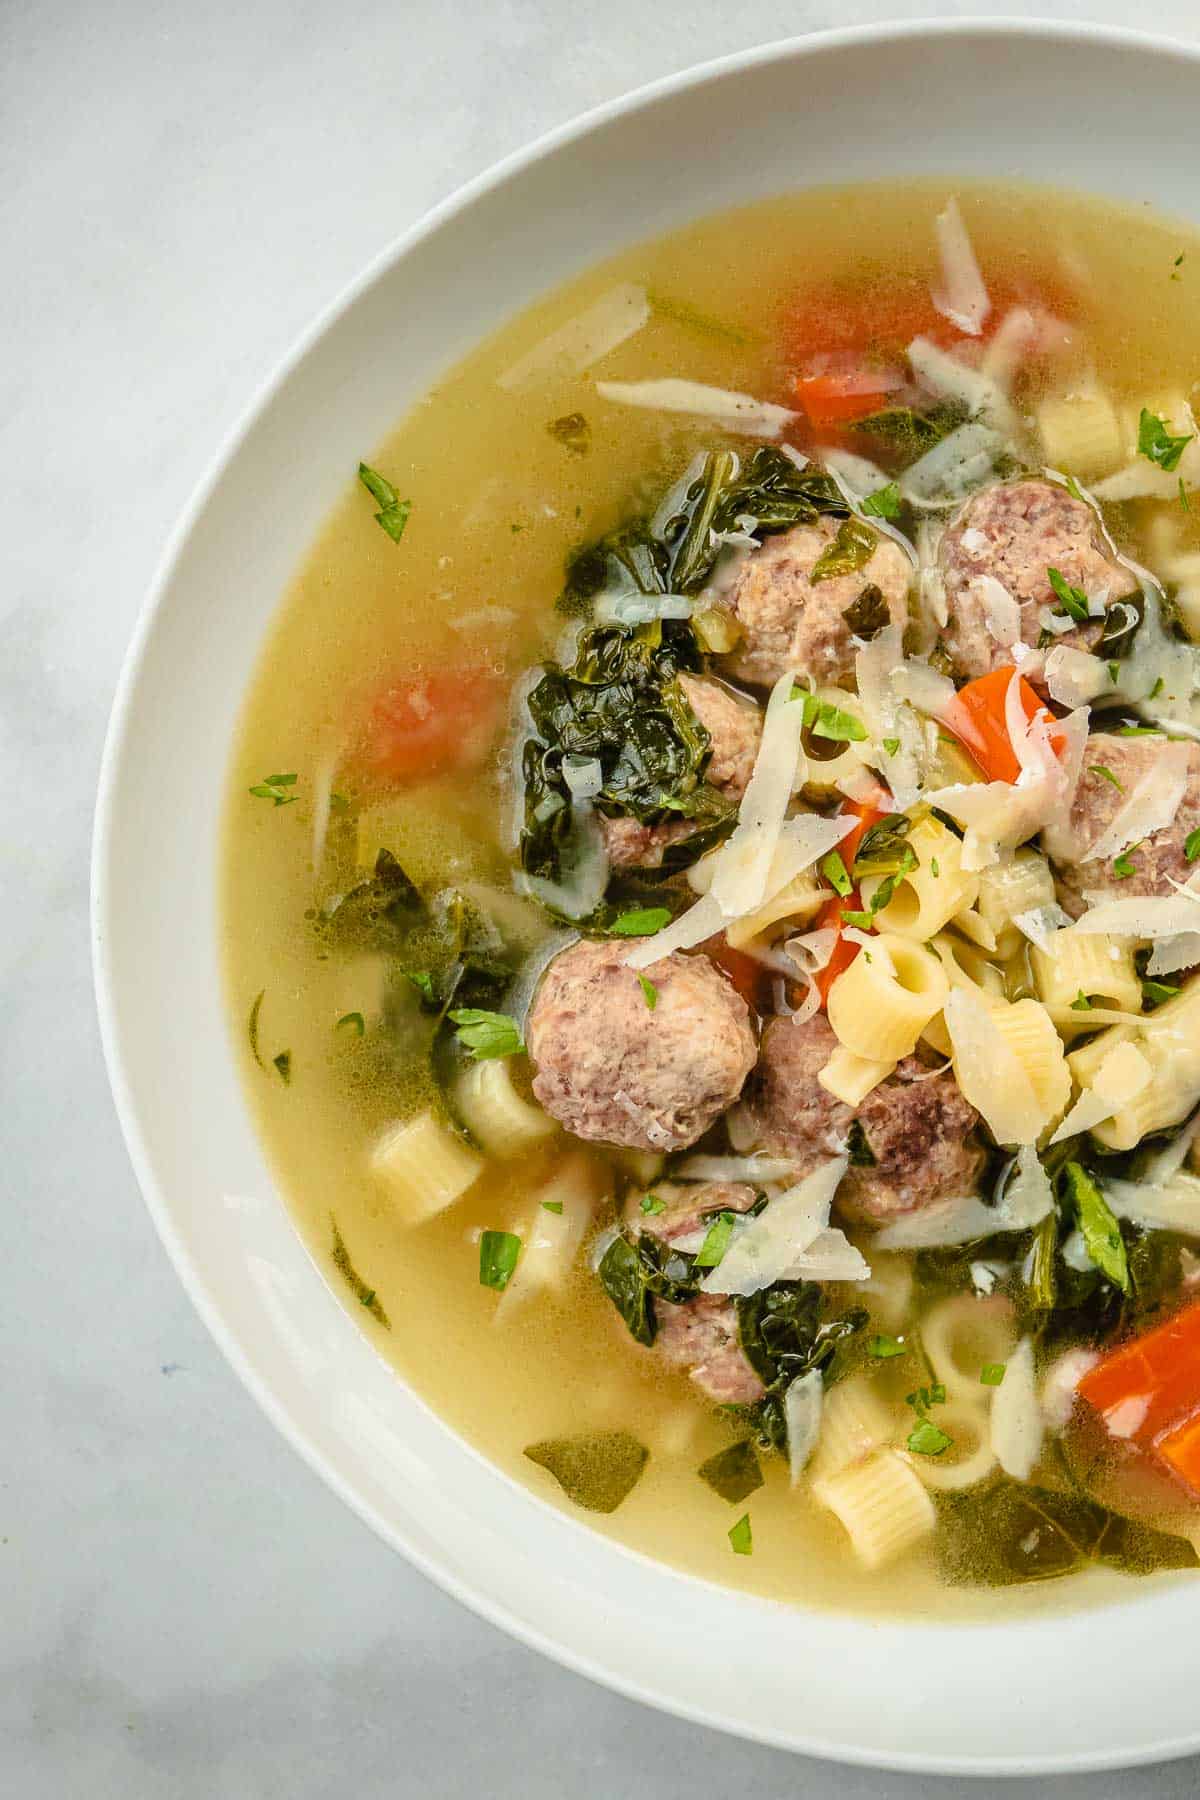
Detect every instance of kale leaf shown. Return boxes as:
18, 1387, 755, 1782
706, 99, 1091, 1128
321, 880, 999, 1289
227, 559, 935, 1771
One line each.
936, 1476, 1197, 1587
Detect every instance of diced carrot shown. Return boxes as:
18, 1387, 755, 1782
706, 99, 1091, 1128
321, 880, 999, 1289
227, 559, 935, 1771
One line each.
1078, 1297, 1200, 1503
353, 664, 502, 786
794, 368, 903, 431
701, 934, 769, 1012
1159, 1412, 1200, 1500
939, 668, 1065, 785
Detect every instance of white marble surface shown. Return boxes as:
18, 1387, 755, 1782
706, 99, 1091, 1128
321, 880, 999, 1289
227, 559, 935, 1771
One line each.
7, 2, 1200, 1793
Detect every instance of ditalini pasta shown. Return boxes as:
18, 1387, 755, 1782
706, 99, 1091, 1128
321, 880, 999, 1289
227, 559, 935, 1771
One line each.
228, 183, 1200, 1606
812, 1450, 937, 1570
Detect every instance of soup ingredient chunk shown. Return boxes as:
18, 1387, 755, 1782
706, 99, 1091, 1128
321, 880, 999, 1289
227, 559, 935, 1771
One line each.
527, 938, 757, 1151
747, 1014, 986, 1223
938, 479, 1138, 679
601, 674, 762, 870
654, 1293, 765, 1404
722, 519, 911, 688
620, 1180, 759, 1241
1051, 734, 1200, 913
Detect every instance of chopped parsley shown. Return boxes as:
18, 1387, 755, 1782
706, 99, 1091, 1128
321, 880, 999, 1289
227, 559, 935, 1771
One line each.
272, 1050, 292, 1084
249, 772, 298, 806
640, 1192, 667, 1215
1181, 478, 1191, 512
1185, 827, 1200, 862
1088, 764, 1124, 793
247, 989, 265, 1066
1070, 990, 1093, 1012
861, 482, 902, 520
694, 1211, 738, 1269
869, 1334, 906, 1360
637, 974, 659, 1011
357, 461, 411, 542
1115, 725, 1163, 737
907, 1419, 953, 1457
1137, 407, 1193, 474
335, 1011, 365, 1037
840, 583, 891, 639
407, 971, 436, 1002
1064, 1162, 1130, 1293
728, 1512, 753, 1555
1046, 567, 1090, 622
930, 856, 940, 879
1149, 676, 1165, 700
821, 849, 852, 897
1142, 978, 1180, 1008
479, 1230, 522, 1291
1112, 845, 1141, 880
846, 1118, 877, 1167
450, 1009, 524, 1059
541, 1199, 564, 1215
608, 906, 672, 937
1108, 661, 1120, 686
882, 736, 900, 756
795, 690, 868, 742
980, 1363, 1007, 1387
330, 1216, 390, 1328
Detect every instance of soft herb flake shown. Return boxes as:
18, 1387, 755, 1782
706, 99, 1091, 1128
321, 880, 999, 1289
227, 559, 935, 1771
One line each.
1089, 764, 1124, 793
1138, 408, 1193, 474
869, 1333, 906, 1359
980, 1362, 1007, 1386
821, 849, 852, 897
357, 462, 411, 542
335, 1011, 365, 1037
450, 1008, 524, 1059
272, 1050, 292, 1084
728, 1512, 753, 1555
608, 906, 672, 937
1047, 567, 1090, 623
330, 1216, 390, 1327
479, 1229, 522, 1291
637, 974, 659, 1011
698, 1440, 764, 1504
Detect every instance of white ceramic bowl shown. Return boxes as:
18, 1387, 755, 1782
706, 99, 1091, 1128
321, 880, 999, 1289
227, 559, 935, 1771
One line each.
94, 21, 1200, 1774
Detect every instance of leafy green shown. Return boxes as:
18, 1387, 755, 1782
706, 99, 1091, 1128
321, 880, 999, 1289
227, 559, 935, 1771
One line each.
357, 462, 411, 542
869, 1333, 905, 1359
698, 1440, 764, 1503
318, 849, 425, 952
272, 1050, 292, 1084
821, 850, 853, 898
727, 1512, 753, 1555
908, 1419, 953, 1456
852, 813, 913, 876
330, 1216, 390, 1327
636, 975, 658, 1012
524, 1432, 649, 1512
547, 412, 591, 454
596, 1230, 701, 1345
249, 772, 298, 806
1097, 593, 1145, 660
810, 516, 878, 584
1047, 567, 1090, 623
1138, 408, 1193, 473
1142, 977, 1180, 1008
640, 1192, 666, 1215
1063, 1163, 1130, 1291
335, 1011, 365, 1037
1071, 990, 1093, 1012
1088, 763, 1124, 793
542, 1200, 564, 1215
798, 691, 869, 742
840, 582, 891, 638
521, 622, 731, 891
851, 403, 966, 461
860, 483, 902, 520
247, 990, 265, 1067
734, 1283, 868, 1452
1112, 847, 1140, 880
980, 1362, 1006, 1386
607, 906, 672, 937
479, 1230, 522, 1291
936, 1477, 1198, 1586
694, 1211, 738, 1269
450, 1008, 524, 1060
1185, 827, 1200, 862
846, 1119, 877, 1167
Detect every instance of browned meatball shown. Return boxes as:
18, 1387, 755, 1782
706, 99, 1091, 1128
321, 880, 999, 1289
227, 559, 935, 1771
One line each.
527, 939, 757, 1152
747, 1013, 986, 1224
722, 519, 911, 689
939, 479, 1138, 679
1053, 734, 1200, 914
599, 674, 761, 871
654, 1294, 765, 1404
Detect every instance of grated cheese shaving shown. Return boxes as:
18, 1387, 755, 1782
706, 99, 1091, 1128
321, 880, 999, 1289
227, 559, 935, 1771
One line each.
594, 377, 797, 438
499, 284, 649, 389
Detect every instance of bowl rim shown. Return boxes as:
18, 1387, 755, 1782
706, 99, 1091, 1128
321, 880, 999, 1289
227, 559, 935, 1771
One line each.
92, 16, 1200, 1774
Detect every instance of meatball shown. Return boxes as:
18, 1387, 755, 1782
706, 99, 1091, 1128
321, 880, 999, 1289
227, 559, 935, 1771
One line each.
599, 674, 761, 871
722, 519, 911, 689
527, 938, 757, 1151
939, 479, 1138, 680
654, 1294, 765, 1404
1053, 734, 1200, 914
747, 1013, 986, 1224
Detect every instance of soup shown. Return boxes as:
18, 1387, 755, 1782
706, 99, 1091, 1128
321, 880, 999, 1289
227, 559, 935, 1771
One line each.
224, 181, 1200, 1615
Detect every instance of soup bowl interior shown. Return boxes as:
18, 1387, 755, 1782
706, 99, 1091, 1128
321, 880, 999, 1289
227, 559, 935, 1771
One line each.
93, 22, 1200, 1774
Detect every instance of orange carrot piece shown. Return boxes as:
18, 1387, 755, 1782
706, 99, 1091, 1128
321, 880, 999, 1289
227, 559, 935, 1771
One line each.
1078, 1299, 1200, 1448
940, 668, 1065, 785
1158, 1411, 1200, 1500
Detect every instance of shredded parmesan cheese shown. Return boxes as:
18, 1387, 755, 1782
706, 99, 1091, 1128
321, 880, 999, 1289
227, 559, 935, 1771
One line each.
594, 377, 797, 438
499, 284, 649, 388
